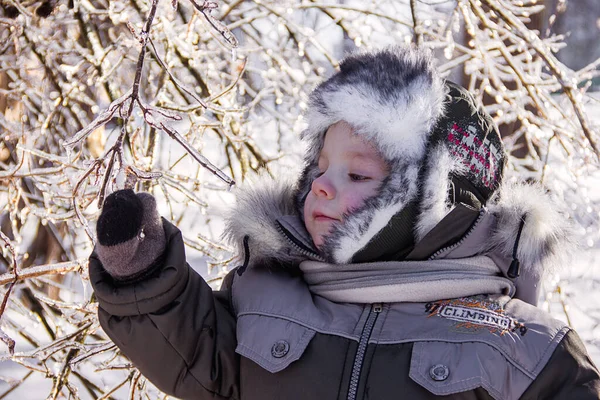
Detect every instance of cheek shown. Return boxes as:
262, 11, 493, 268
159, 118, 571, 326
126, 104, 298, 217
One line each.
340, 193, 368, 214
340, 185, 378, 213
303, 193, 315, 221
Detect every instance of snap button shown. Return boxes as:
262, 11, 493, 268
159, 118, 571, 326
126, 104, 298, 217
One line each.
429, 364, 449, 381
271, 340, 290, 358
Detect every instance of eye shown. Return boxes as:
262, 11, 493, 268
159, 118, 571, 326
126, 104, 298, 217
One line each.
349, 174, 370, 182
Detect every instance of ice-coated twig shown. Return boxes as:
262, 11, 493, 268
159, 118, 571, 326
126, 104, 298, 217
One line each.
138, 101, 235, 187
0, 370, 33, 400
138, 99, 234, 186
255, 1, 338, 67
0, 329, 15, 357
0, 260, 83, 286
30, 291, 88, 312
201, 8, 239, 48
187, 0, 239, 48
64, 0, 235, 217
30, 322, 93, 360
128, 370, 142, 400
97, 140, 122, 207
161, 175, 209, 207
409, 0, 422, 46
478, 0, 600, 158
158, 180, 175, 221
126, 22, 142, 43
96, 371, 135, 400
63, 89, 133, 149
158, 122, 235, 187
147, 38, 210, 110
126, 165, 163, 181
0, 231, 17, 276
137, 100, 182, 124
47, 322, 94, 400
69, 341, 116, 366
0, 231, 18, 355
72, 159, 102, 240
207, 58, 247, 103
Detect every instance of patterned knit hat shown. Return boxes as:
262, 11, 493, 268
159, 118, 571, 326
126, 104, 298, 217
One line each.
295, 45, 506, 263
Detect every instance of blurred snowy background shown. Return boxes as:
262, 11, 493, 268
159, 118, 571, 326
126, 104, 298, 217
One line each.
1, 0, 599, 398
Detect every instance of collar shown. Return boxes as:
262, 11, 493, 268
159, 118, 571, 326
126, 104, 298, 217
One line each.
223, 173, 575, 306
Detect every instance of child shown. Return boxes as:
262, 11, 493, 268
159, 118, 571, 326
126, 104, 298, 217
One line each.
90, 46, 600, 400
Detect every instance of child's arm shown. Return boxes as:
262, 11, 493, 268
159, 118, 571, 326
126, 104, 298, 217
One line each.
520, 329, 600, 399
89, 190, 240, 400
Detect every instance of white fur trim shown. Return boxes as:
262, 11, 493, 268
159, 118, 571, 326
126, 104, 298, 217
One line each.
223, 171, 302, 265
487, 182, 575, 277
310, 78, 444, 162
333, 201, 407, 263
415, 145, 464, 240
301, 46, 446, 165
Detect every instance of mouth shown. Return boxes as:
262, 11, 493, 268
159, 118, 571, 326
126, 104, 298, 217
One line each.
313, 212, 339, 222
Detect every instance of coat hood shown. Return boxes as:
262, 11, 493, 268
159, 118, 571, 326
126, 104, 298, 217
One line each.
223, 173, 575, 305
223, 45, 574, 306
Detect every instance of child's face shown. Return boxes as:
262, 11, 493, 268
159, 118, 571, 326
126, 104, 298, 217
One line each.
303, 121, 389, 248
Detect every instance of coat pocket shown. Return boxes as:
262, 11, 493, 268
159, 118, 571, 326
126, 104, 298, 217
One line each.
409, 341, 533, 400
235, 314, 316, 373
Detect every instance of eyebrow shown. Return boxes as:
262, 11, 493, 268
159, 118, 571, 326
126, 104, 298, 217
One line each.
319, 152, 380, 163
345, 152, 386, 167
318, 149, 387, 170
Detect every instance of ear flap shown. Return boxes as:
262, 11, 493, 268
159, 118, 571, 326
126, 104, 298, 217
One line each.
415, 81, 506, 241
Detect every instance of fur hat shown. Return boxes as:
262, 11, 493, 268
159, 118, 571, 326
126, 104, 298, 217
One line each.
295, 45, 506, 263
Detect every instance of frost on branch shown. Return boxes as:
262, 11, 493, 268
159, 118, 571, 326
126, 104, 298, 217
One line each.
1, 0, 599, 397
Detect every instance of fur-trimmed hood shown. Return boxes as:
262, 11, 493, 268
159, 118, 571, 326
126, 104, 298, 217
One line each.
223, 174, 574, 305
223, 45, 573, 306
292, 46, 507, 265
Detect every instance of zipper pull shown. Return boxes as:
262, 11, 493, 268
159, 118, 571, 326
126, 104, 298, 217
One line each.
373, 303, 383, 313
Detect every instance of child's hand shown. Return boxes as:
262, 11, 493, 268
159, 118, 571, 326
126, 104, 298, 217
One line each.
95, 190, 166, 280
97, 189, 144, 247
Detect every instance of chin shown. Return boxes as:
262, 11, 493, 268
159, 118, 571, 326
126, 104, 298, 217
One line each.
308, 230, 324, 248
313, 238, 324, 248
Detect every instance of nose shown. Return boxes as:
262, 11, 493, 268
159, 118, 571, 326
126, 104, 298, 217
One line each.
311, 173, 336, 199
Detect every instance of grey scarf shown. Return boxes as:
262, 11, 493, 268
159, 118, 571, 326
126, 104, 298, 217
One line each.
299, 256, 515, 303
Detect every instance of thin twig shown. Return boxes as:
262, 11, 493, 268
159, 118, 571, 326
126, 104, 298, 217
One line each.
0, 260, 83, 286
0, 370, 34, 399
479, 0, 600, 158
410, 0, 421, 46
0, 231, 18, 354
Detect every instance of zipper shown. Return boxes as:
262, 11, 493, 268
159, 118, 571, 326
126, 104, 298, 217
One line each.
347, 303, 382, 400
275, 221, 326, 262
427, 209, 486, 261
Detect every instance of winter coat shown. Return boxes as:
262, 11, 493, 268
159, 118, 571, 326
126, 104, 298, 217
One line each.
89, 177, 600, 400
